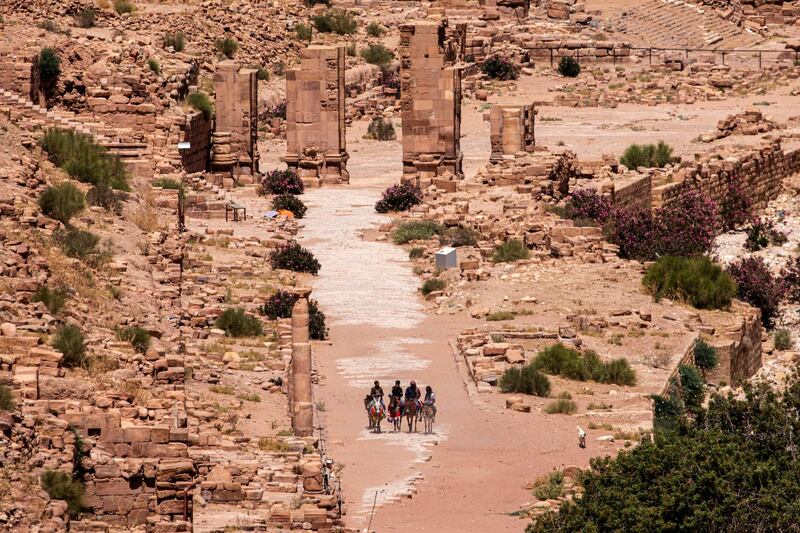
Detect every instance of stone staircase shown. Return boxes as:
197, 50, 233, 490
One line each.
0, 88, 152, 176
613, 0, 763, 49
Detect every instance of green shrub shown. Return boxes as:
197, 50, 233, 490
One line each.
774, 329, 793, 350
544, 398, 578, 415
39, 182, 86, 225
41, 470, 85, 518
365, 117, 396, 140
215, 36, 238, 58
0, 385, 15, 411
693, 339, 718, 372
375, 182, 423, 213
39, 47, 61, 86
440, 225, 480, 247
619, 141, 675, 170
313, 9, 358, 35
482, 54, 520, 80
186, 91, 213, 119
531, 343, 636, 386
75, 7, 96, 28
360, 43, 393, 67
533, 470, 565, 500
308, 300, 328, 340
38, 20, 71, 35
393, 220, 442, 244
642, 256, 737, 310
55, 227, 100, 261
295, 23, 313, 42
114, 0, 135, 14
557, 56, 581, 77
40, 129, 129, 190
216, 308, 263, 337
487, 311, 515, 321
346, 42, 356, 57
409, 247, 425, 259
254, 66, 269, 81
677, 364, 704, 412
421, 278, 445, 295
147, 58, 160, 74
52, 324, 87, 368
492, 239, 530, 263
499, 365, 551, 397
270, 243, 320, 274
32, 285, 69, 315
87, 184, 122, 213
116, 326, 151, 354
163, 31, 185, 52
272, 194, 307, 219
366, 21, 385, 36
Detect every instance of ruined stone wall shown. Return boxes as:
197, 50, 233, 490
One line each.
0, 48, 38, 100
285, 45, 349, 186
400, 21, 463, 185
213, 61, 259, 178
653, 139, 800, 211
489, 104, 536, 162
611, 174, 652, 212
181, 112, 212, 174
523, 39, 633, 65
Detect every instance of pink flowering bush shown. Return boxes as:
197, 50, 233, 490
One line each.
260, 169, 304, 195
566, 188, 613, 223
604, 192, 717, 260
728, 256, 782, 327
719, 176, 752, 231
375, 182, 423, 213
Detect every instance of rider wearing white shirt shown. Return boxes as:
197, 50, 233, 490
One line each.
424, 385, 436, 422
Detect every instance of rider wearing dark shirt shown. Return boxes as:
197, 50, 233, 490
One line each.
405, 380, 421, 409
370, 380, 385, 407
391, 380, 403, 400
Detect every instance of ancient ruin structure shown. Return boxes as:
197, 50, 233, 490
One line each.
399, 21, 464, 187
285, 45, 349, 186
489, 103, 536, 162
291, 288, 314, 437
212, 61, 259, 182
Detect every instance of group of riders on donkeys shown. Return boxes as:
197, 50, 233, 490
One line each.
364, 380, 436, 434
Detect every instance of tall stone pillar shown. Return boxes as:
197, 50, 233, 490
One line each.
489, 104, 536, 162
212, 60, 259, 184
291, 287, 313, 437
284, 45, 349, 187
400, 21, 464, 189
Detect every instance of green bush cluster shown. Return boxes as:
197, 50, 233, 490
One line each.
41, 129, 129, 190
393, 220, 442, 244
163, 31, 185, 52
365, 117, 396, 140
295, 23, 313, 42
215, 36, 238, 58
492, 239, 529, 263
0, 384, 15, 411
147, 58, 160, 74
366, 21, 385, 36
39, 182, 86, 225
114, 0, 135, 14
420, 278, 445, 295
308, 300, 328, 340
32, 284, 69, 315
557, 56, 581, 77
54, 227, 103, 263
116, 326, 151, 354
531, 343, 636, 386
272, 194, 307, 219
216, 308, 263, 337
186, 91, 213, 119
41, 470, 85, 518
619, 141, 675, 170
642, 256, 737, 310
75, 8, 97, 28
313, 9, 358, 35
87, 184, 122, 213
544, 398, 578, 415
440, 225, 481, 247
693, 339, 718, 372
533, 470, 565, 500
499, 365, 551, 397
360, 44, 393, 67
774, 329, 793, 350
39, 47, 61, 86
269, 243, 320, 274
52, 324, 87, 368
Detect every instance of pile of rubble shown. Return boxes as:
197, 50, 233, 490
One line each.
698, 109, 779, 142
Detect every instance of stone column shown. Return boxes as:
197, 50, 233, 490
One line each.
291, 287, 313, 436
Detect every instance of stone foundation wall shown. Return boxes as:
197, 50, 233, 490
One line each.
0, 49, 38, 100
653, 139, 800, 211
612, 174, 652, 212
523, 40, 633, 64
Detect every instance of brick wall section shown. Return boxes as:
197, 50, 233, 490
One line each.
284, 45, 349, 186
0, 49, 38, 100
652, 139, 800, 211
612, 173, 652, 212
181, 112, 212, 174
400, 21, 464, 185
522, 39, 633, 64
